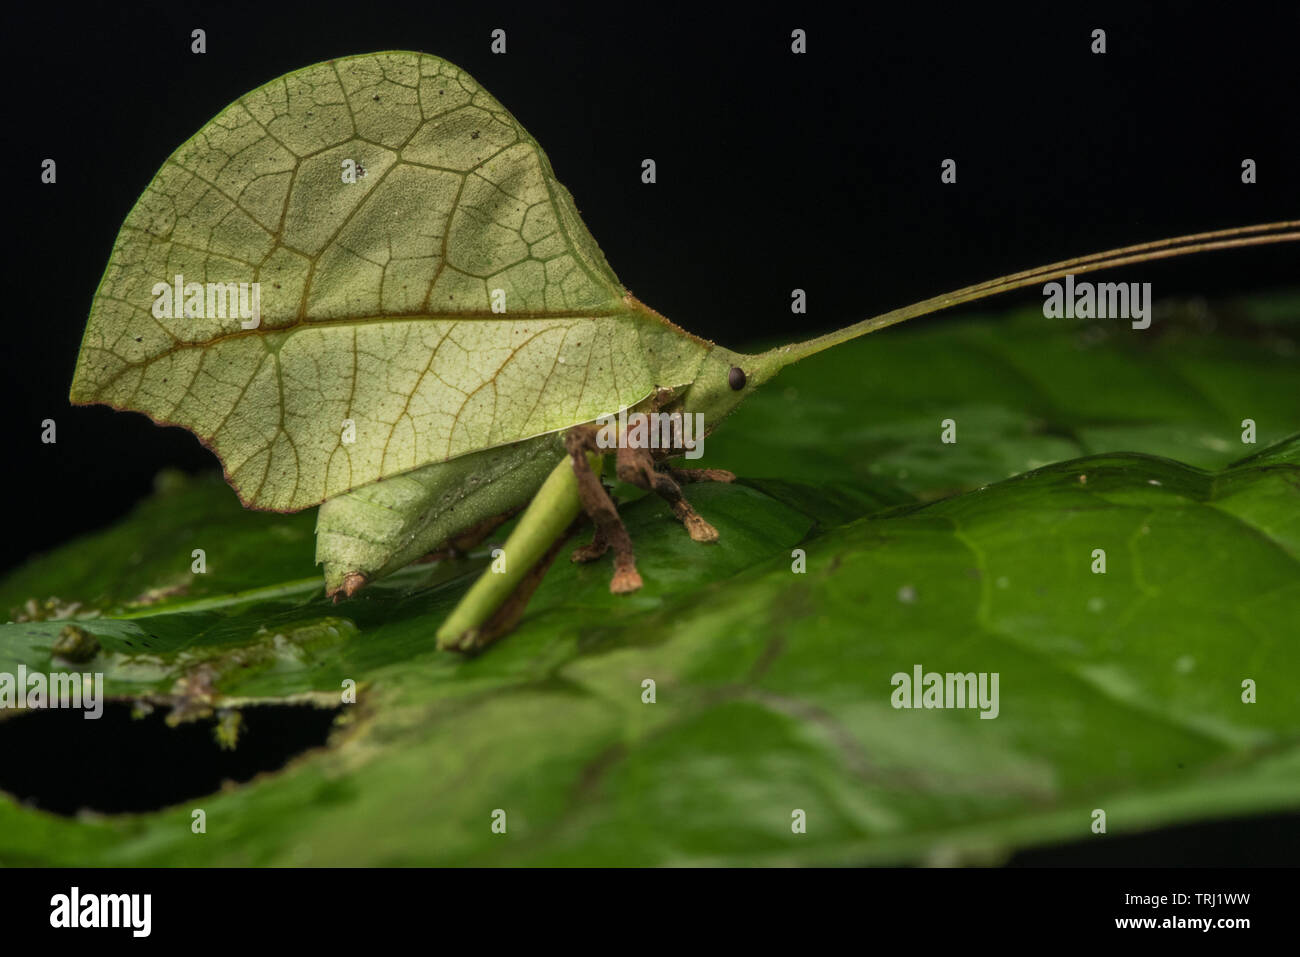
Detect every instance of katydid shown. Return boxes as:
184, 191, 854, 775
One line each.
68, 52, 1299, 652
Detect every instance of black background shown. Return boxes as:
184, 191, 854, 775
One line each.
1, 0, 1298, 869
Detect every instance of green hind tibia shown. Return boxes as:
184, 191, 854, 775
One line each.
316, 434, 568, 597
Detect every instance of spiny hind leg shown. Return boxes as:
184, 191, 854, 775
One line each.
565, 427, 642, 593
446, 516, 583, 654
616, 445, 719, 543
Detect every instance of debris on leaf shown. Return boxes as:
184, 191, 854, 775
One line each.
165, 617, 358, 724
12, 596, 100, 623
52, 624, 100, 663
167, 664, 220, 725
214, 709, 243, 750
128, 580, 190, 607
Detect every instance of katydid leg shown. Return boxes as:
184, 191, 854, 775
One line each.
435, 448, 601, 650
566, 428, 642, 593
616, 445, 720, 543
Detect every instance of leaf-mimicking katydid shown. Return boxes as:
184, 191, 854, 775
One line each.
69, 52, 1300, 652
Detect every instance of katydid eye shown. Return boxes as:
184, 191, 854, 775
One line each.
728, 366, 747, 390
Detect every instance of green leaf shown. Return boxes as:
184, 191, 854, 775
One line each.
0, 470, 317, 620
3, 426, 1297, 864
703, 295, 1300, 500
69, 52, 710, 512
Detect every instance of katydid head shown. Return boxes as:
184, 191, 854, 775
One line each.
677, 344, 789, 430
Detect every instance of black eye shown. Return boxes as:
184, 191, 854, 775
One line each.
727, 366, 747, 390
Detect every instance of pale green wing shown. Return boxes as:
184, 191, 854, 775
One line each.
71, 51, 708, 511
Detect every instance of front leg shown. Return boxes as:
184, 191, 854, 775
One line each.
616, 444, 720, 543
565, 426, 642, 593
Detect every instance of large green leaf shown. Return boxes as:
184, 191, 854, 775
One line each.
2, 429, 1297, 865
69, 51, 709, 511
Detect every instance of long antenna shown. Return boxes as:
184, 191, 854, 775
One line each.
774, 220, 1300, 365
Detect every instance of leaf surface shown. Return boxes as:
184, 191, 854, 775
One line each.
69, 52, 708, 511
3, 434, 1298, 864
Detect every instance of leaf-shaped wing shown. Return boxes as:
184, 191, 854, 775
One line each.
71, 51, 708, 511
